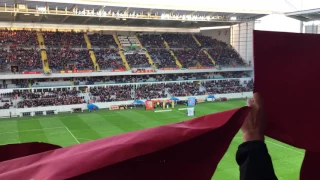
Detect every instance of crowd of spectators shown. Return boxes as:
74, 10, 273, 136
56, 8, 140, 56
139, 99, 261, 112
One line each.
203, 79, 252, 94
148, 49, 176, 68
90, 85, 133, 102
194, 35, 221, 48
0, 30, 37, 48
0, 49, 9, 72
88, 34, 117, 47
166, 82, 204, 96
197, 51, 214, 67
173, 49, 199, 68
47, 48, 93, 70
162, 34, 198, 48
5, 48, 42, 72
125, 53, 150, 68
17, 89, 85, 108
138, 34, 165, 48
135, 84, 167, 99
208, 47, 245, 67
43, 31, 85, 48
95, 49, 124, 70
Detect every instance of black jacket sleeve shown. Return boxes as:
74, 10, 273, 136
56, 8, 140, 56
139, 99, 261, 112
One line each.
236, 141, 278, 180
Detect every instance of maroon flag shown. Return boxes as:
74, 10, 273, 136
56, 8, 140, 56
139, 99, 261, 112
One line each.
254, 30, 320, 179
0, 108, 249, 180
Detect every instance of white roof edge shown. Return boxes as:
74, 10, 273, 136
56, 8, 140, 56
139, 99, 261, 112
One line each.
27, 0, 272, 14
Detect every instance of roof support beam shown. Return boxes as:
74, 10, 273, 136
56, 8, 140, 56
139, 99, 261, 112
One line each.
105, 18, 114, 24
60, 15, 70, 23
83, 17, 93, 24
38, 15, 44, 22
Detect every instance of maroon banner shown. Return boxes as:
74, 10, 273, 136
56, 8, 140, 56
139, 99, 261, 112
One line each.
133, 69, 155, 73
188, 67, 212, 70
22, 71, 41, 74
111, 69, 126, 72
160, 68, 174, 70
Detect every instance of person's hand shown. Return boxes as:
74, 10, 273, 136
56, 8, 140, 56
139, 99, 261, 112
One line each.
241, 93, 266, 142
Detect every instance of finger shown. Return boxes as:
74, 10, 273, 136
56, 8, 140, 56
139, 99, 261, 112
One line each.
253, 93, 263, 108
246, 98, 254, 107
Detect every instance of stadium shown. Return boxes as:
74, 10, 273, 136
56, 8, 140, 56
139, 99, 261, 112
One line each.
0, 0, 319, 179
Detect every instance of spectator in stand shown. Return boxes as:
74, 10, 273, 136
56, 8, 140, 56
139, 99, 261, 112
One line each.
135, 84, 167, 99
47, 48, 93, 71
203, 79, 252, 94
5, 48, 42, 72
88, 34, 117, 48
125, 53, 150, 68
162, 34, 198, 48
43, 31, 85, 48
148, 49, 176, 68
173, 49, 200, 68
194, 35, 220, 48
95, 49, 124, 70
90, 85, 133, 102
166, 82, 204, 96
0, 49, 9, 72
138, 34, 165, 48
0, 30, 37, 48
17, 88, 84, 108
197, 51, 214, 67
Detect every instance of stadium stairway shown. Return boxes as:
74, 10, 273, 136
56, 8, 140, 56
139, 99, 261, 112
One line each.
136, 36, 156, 70
164, 40, 182, 68
36, 32, 50, 73
113, 34, 131, 70
203, 49, 216, 67
84, 34, 100, 71
192, 35, 202, 47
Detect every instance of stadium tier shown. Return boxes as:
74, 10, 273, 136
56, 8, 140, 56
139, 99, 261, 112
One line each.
0, 30, 249, 74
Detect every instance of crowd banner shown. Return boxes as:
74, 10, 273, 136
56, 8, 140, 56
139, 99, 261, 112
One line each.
109, 105, 119, 110
22, 71, 41, 74
187, 97, 196, 107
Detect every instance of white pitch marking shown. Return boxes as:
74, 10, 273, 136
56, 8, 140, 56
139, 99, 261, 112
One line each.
265, 139, 304, 154
64, 126, 80, 144
0, 127, 65, 135
233, 137, 304, 154
154, 110, 172, 113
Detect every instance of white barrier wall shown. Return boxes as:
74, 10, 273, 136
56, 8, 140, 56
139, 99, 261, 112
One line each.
0, 92, 252, 118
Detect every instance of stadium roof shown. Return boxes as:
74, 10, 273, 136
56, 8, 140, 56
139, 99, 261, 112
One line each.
285, 8, 320, 22
0, 1, 268, 28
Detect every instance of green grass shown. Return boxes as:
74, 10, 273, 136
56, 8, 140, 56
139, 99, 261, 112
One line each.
0, 100, 304, 179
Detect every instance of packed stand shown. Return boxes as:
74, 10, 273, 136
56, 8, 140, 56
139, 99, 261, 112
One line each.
167, 82, 204, 96
173, 49, 199, 68
90, 85, 133, 102
207, 46, 245, 67
194, 35, 221, 48
88, 34, 117, 48
138, 34, 165, 48
135, 84, 167, 99
16, 89, 85, 108
220, 71, 250, 78
148, 49, 176, 68
43, 31, 85, 48
125, 53, 150, 68
6, 48, 42, 72
0, 49, 9, 72
203, 79, 252, 94
162, 34, 198, 48
0, 30, 37, 48
95, 49, 124, 70
197, 51, 214, 67
47, 48, 93, 70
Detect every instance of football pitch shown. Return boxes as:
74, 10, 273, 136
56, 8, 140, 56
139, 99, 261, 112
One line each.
0, 99, 304, 180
